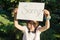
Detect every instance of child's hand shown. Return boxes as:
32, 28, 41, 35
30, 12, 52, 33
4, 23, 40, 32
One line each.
12, 8, 18, 17
43, 9, 50, 17
13, 8, 18, 14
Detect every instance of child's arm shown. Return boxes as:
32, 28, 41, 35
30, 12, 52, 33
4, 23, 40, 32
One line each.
13, 8, 25, 31
38, 9, 51, 32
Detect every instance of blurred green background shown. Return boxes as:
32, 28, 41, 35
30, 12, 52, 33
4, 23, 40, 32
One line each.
0, 0, 60, 40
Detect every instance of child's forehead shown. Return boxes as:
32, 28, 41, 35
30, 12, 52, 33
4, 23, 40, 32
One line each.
27, 20, 39, 24
27, 20, 36, 23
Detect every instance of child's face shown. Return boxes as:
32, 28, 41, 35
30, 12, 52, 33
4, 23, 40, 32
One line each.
27, 21, 39, 29
28, 22, 35, 29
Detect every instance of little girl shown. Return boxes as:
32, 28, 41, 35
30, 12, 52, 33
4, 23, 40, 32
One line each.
13, 8, 51, 40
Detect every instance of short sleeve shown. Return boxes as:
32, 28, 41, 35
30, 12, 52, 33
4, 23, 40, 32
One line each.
36, 25, 42, 32
37, 25, 41, 29
22, 26, 28, 33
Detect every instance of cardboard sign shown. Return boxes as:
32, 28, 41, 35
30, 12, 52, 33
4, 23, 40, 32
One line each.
17, 2, 45, 21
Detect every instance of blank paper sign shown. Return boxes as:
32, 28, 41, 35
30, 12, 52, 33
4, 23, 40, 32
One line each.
17, 2, 45, 21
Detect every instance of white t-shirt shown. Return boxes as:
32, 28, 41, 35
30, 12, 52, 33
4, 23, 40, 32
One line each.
22, 26, 41, 40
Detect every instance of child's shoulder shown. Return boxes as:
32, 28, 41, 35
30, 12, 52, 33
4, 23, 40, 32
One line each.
38, 25, 41, 27
23, 26, 28, 30
37, 25, 42, 30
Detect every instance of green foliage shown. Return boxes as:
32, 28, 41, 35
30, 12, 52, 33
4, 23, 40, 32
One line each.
41, 29, 57, 40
